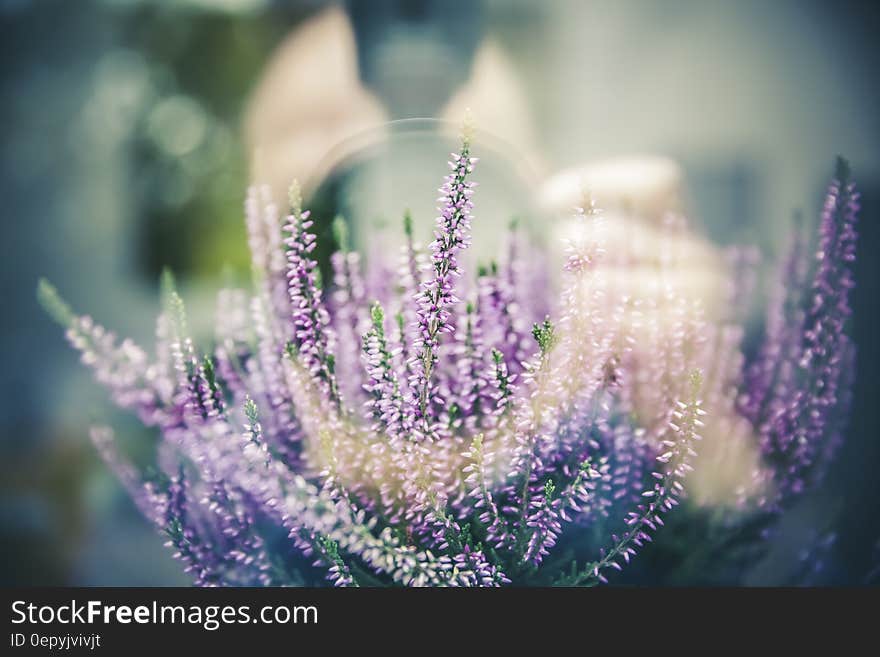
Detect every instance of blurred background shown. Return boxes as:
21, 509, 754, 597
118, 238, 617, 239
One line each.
1, 0, 878, 585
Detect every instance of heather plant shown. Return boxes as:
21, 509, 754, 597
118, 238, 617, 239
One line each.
39, 128, 859, 586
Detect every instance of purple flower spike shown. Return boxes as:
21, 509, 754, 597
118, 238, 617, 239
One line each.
407, 140, 477, 440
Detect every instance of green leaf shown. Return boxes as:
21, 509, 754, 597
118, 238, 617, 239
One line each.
37, 278, 75, 328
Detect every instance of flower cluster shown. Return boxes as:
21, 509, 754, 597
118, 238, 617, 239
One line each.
40, 138, 859, 586
741, 160, 859, 504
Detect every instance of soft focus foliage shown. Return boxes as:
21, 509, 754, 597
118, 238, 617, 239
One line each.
40, 140, 859, 586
